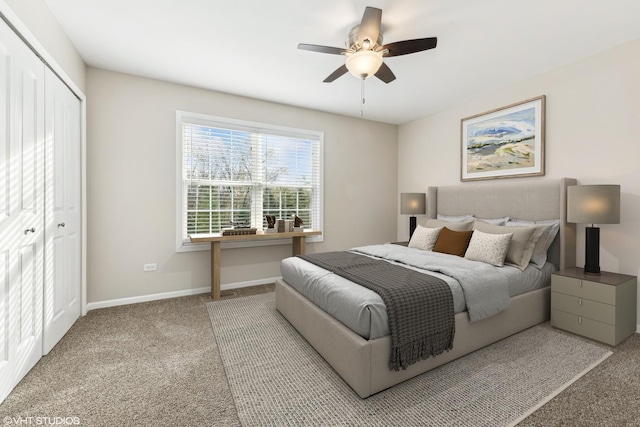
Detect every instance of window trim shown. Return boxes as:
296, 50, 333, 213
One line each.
176, 111, 324, 252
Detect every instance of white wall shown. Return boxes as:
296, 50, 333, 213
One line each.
86, 67, 398, 304
3, 0, 85, 91
398, 39, 640, 324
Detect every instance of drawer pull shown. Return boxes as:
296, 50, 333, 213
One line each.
579, 281, 583, 288
579, 316, 582, 324
579, 298, 582, 306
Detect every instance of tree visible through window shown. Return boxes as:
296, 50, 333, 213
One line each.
177, 111, 322, 248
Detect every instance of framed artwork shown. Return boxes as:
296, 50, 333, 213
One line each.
460, 95, 545, 182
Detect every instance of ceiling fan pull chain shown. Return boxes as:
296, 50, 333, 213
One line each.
360, 77, 365, 117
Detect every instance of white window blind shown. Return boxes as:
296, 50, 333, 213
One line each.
176, 111, 323, 250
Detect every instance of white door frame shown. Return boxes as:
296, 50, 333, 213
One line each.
0, 2, 88, 316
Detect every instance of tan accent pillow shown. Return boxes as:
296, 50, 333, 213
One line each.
408, 225, 442, 251
473, 221, 545, 270
424, 218, 474, 231
464, 230, 513, 267
433, 227, 474, 257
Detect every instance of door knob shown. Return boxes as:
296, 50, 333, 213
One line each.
58, 222, 66, 228
24, 227, 36, 235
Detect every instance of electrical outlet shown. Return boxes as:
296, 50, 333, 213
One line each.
143, 263, 157, 272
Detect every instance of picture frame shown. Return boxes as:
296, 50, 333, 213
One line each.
460, 95, 545, 182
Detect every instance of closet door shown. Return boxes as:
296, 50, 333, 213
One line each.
43, 68, 81, 354
0, 21, 45, 403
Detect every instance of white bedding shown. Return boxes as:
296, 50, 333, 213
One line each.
280, 244, 554, 340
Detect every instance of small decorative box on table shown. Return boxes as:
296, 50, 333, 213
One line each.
551, 267, 637, 346
221, 228, 257, 236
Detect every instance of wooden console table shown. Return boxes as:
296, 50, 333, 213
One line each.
189, 230, 322, 300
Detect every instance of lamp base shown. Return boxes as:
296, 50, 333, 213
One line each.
584, 226, 600, 275
409, 216, 417, 239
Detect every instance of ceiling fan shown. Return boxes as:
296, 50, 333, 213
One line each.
298, 6, 437, 84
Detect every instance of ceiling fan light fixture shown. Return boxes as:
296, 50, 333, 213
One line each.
298, 7, 436, 85
345, 50, 383, 79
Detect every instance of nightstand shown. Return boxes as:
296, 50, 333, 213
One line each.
551, 267, 637, 346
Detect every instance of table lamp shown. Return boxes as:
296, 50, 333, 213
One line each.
567, 185, 620, 275
401, 193, 426, 239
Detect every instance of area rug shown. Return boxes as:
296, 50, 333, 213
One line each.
207, 293, 612, 426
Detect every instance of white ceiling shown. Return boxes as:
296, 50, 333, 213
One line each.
44, 0, 640, 125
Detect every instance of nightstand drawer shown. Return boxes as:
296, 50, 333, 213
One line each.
551, 309, 616, 346
551, 275, 615, 304
551, 292, 615, 325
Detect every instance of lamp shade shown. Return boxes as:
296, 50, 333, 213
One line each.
345, 50, 383, 79
567, 185, 620, 225
400, 193, 426, 215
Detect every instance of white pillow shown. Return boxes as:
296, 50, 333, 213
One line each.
474, 216, 510, 226
437, 213, 474, 223
464, 230, 513, 267
506, 219, 560, 268
408, 225, 442, 251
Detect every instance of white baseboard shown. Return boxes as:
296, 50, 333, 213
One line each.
220, 277, 280, 292
86, 277, 281, 312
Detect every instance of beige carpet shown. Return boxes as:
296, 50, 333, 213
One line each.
0, 294, 241, 427
208, 292, 612, 427
1, 287, 636, 426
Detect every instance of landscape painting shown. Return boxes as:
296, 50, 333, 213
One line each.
461, 96, 545, 181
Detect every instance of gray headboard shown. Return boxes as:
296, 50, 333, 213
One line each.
427, 178, 576, 270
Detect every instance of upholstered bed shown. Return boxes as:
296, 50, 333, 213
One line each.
275, 178, 577, 398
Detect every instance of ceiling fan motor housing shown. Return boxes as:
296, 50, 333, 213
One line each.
348, 25, 383, 50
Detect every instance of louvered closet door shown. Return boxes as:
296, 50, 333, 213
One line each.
0, 20, 45, 403
43, 68, 81, 355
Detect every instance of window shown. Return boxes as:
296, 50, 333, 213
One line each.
176, 111, 323, 251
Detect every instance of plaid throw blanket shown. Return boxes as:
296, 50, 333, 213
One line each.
298, 251, 455, 371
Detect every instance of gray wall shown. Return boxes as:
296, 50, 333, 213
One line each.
398, 39, 640, 327
86, 67, 398, 303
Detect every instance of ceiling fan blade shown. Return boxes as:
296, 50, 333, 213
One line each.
298, 43, 346, 55
375, 62, 396, 84
358, 7, 382, 48
382, 37, 438, 57
323, 65, 348, 83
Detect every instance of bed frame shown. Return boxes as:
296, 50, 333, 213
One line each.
276, 178, 577, 398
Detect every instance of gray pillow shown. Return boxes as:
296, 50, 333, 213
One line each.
424, 218, 474, 231
473, 221, 545, 270
437, 214, 474, 223
506, 219, 560, 268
